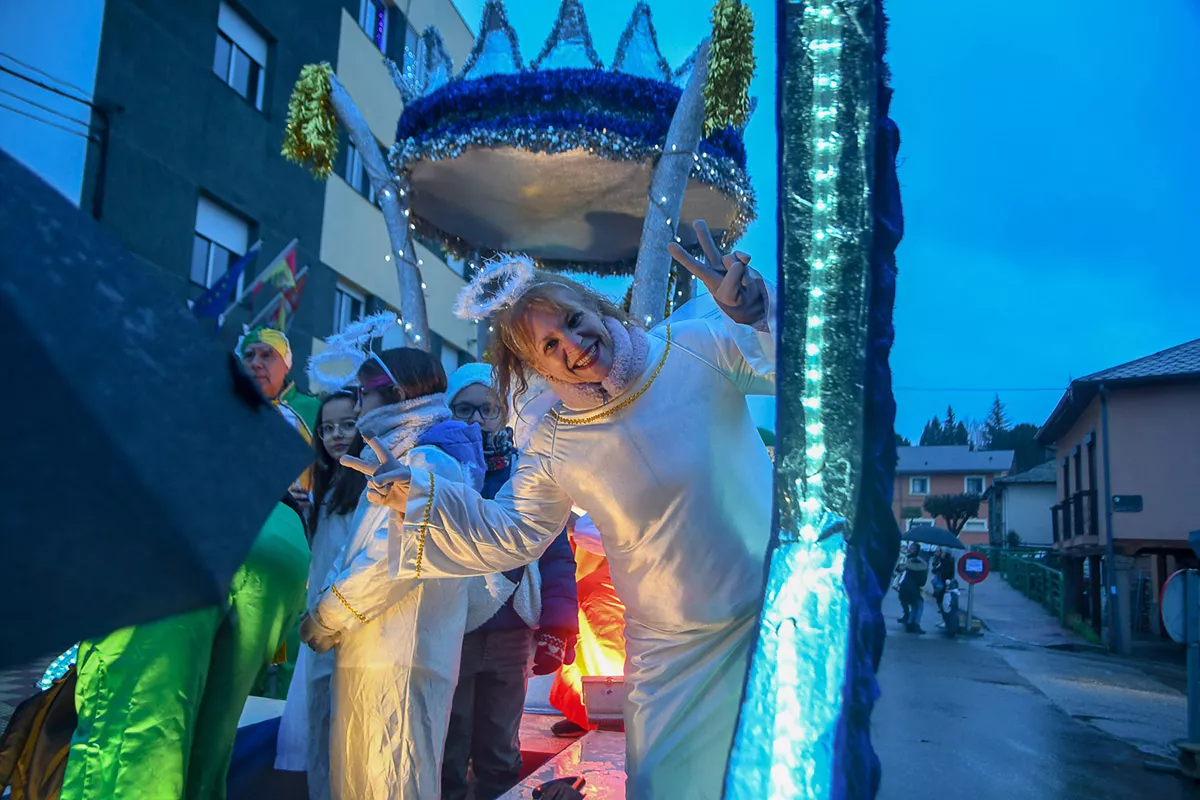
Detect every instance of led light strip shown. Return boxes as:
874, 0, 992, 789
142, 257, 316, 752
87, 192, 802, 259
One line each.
725, 2, 862, 798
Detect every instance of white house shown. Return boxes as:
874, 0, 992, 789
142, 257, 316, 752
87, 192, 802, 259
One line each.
986, 461, 1057, 547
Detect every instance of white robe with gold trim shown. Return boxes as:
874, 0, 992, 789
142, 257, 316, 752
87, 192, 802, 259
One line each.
390, 308, 775, 800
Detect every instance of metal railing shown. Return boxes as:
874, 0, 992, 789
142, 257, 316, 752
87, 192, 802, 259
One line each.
978, 547, 1066, 624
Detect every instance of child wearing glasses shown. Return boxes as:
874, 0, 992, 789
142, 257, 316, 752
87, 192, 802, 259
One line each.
300, 348, 485, 800
274, 389, 364, 800
439, 364, 579, 800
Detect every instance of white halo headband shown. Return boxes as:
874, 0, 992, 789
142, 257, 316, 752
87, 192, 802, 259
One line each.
454, 253, 539, 322
306, 311, 406, 395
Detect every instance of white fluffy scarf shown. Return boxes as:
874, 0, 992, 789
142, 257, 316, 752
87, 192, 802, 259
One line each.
355, 393, 451, 465
545, 317, 651, 411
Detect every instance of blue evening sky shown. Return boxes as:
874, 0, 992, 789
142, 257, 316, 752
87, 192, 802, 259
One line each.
4, 1, 1197, 440
455, 0, 1200, 441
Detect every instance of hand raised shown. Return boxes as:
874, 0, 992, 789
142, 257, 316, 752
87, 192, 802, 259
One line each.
667, 219, 767, 326
340, 436, 412, 511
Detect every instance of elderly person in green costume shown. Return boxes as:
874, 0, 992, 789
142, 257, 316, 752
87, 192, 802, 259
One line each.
59, 502, 310, 800
236, 326, 321, 697
238, 326, 321, 445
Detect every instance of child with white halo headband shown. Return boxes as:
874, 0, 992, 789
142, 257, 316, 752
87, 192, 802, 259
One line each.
300, 312, 488, 800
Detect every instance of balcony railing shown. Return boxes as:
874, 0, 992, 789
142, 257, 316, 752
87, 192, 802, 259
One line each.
1051, 489, 1099, 544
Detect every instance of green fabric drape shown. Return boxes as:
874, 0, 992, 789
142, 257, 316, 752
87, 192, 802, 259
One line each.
60, 503, 309, 800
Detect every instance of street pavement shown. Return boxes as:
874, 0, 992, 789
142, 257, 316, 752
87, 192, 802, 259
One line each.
5, 579, 1197, 799
875, 589, 1200, 799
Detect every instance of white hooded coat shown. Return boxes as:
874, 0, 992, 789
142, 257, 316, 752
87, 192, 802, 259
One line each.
275, 497, 357, 799
387, 299, 777, 800
313, 401, 477, 800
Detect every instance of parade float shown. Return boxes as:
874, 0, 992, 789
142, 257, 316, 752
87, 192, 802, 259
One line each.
283, 1, 902, 798
282, 0, 756, 345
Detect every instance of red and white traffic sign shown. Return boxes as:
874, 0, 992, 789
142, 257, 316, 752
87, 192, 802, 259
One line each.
958, 552, 990, 584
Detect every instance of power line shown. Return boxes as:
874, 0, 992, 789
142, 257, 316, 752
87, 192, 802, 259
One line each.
0, 87, 89, 129
0, 53, 93, 102
0, 101, 99, 143
893, 387, 1065, 393
0, 64, 96, 109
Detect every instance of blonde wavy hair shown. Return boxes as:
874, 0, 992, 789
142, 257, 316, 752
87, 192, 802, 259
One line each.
488, 271, 634, 420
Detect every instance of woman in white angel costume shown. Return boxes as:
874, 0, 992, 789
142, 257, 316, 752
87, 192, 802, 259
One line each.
339, 222, 776, 800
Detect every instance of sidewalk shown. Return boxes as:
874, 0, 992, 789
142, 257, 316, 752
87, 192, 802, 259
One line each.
961, 574, 1094, 648
960, 574, 1191, 760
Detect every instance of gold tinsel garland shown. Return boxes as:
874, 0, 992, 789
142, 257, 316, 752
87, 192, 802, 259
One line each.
703, 0, 756, 136
281, 63, 339, 179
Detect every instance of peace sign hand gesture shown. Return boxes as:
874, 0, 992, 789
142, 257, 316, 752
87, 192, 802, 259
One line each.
341, 436, 412, 511
667, 220, 767, 326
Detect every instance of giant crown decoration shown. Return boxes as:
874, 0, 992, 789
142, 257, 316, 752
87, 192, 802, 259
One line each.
386, 0, 755, 276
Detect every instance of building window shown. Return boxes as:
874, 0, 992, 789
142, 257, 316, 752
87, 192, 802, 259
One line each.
192, 196, 251, 289
333, 283, 365, 334
359, 0, 388, 51
444, 253, 469, 278
1086, 436, 1098, 491
965, 475, 985, 495
213, 3, 268, 110
907, 518, 935, 530
909, 476, 930, 495
344, 144, 379, 205
962, 519, 988, 533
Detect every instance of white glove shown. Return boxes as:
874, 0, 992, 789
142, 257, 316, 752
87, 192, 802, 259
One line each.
299, 610, 341, 654
341, 436, 412, 512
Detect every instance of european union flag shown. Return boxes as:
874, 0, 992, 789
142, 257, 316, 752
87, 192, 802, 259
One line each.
192, 243, 261, 320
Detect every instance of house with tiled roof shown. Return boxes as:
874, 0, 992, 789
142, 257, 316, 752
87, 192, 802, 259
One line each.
1036, 337, 1200, 652
985, 461, 1057, 547
892, 446, 1014, 546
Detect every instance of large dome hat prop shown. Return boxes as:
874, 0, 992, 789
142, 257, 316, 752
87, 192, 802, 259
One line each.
393, 0, 757, 327
282, 0, 756, 341
392, 0, 755, 282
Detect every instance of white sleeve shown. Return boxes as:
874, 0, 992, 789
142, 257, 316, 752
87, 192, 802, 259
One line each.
312, 499, 401, 632
662, 279, 777, 396
312, 446, 467, 631
389, 445, 573, 580
571, 513, 606, 556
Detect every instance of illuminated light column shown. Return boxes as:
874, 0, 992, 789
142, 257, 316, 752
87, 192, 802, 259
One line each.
725, 2, 878, 799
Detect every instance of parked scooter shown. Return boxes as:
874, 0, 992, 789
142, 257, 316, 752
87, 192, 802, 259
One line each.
940, 579, 961, 638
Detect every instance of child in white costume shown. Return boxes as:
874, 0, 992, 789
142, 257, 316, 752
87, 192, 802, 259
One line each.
274, 389, 365, 800
301, 341, 485, 800
346, 224, 777, 800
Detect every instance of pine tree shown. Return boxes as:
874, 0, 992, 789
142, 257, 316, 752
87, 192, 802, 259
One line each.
919, 416, 944, 446
983, 394, 1011, 450
934, 406, 968, 446
950, 420, 969, 446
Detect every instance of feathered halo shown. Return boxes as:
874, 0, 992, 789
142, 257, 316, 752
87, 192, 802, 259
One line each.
306, 311, 411, 395
454, 253, 538, 321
